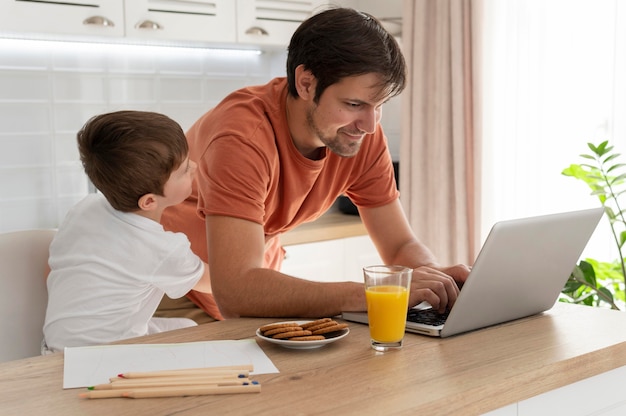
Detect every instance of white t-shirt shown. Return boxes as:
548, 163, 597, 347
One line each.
43, 193, 204, 352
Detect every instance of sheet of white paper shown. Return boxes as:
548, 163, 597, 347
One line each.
63, 339, 279, 389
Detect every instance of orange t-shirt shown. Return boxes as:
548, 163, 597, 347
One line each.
161, 78, 399, 318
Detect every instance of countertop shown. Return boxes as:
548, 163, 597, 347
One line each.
1, 303, 626, 415
280, 211, 367, 246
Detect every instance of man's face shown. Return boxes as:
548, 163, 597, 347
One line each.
305, 73, 388, 158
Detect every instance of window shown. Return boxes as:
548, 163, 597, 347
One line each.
481, 0, 626, 260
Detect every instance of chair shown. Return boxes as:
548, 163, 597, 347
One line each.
0, 229, 56, 362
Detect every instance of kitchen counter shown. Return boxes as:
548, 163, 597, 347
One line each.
280, 212, 367, 246
1, 303, 626, 415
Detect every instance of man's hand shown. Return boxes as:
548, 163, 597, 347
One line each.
409, 264, 471, 313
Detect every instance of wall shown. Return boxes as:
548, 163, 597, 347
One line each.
0, 38, 402, 233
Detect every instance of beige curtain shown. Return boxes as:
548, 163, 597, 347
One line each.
400, 0, 482, 265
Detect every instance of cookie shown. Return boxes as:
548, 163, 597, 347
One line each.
288, 335, 326, 341
263, 325, 303, 336
305, 321, 338, 332
272, 330, 312, 339
312, 323, 349, 335
259, 322, 299, 333
300, 318, 332, 329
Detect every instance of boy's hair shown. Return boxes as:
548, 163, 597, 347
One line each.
77, 110, 188, 212
286, 7, 406, 102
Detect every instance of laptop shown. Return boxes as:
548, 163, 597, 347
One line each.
342, 207, 604, 337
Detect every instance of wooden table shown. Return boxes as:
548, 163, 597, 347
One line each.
2, 302, 626, 415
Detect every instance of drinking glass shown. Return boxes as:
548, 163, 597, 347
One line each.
363, 265, 412, 351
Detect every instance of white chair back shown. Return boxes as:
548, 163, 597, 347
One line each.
0, 229, 56, 362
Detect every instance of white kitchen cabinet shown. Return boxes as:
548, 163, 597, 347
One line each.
281, 238, 346, 282
235, 0, 329, 47
281, 235, 382, 283
482, 365, 626, 415
124, 0, 237, 44
0, 0, 124, 38
0, 0, 401, 48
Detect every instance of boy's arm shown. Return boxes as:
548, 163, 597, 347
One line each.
191, 262, 212, 293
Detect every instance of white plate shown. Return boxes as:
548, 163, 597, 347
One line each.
256, 320, 350, 350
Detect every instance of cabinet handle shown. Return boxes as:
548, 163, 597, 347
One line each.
82, 16, 115, 27
245, 26, 269, 36
135, 20, 164, 30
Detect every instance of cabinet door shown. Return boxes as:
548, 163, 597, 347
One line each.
125, 0, 236, 43
0, 0, 124, 37
281, 239, 345, 282
236, 0, 329, 47
343, 235, 383, 282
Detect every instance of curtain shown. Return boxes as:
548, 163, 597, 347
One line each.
479, 0, 623, 261
400, 0, 482, 265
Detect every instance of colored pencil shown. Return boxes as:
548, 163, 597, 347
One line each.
90, 378, 251, 390
122, 383, 261, 399
80, 365, 260, 399
117, 365, 253, 379
80, 382, 261, 399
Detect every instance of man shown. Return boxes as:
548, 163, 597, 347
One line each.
161, 7, 470, 319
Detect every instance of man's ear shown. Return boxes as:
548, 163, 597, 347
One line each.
294, 64, 317, 101
137, 193, 158, 212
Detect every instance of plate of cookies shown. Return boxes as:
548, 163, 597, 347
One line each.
256, 318, 349, 349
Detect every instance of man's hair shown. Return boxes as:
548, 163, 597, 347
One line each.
286, 7, 406, 102
77, 110, 188, 212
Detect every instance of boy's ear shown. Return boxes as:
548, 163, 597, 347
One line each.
137, 193, 159, 212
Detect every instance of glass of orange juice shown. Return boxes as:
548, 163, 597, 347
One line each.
364, 265, 412, 351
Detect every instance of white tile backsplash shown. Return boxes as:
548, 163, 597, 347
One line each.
160, 77, 204, 102
0, 38, 401, 233
0, 103, 51, 133
0, 72, 50, 100
0, 133, 52, 167
0, 38, 287, 232
108, 77, 156, 103
1, 168, 55, 199
53, 74, 105, 102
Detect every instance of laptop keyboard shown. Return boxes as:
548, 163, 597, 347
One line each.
407, 308, 449, 326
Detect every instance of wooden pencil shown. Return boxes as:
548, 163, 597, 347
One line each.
80, 382, 261, 399
90, 378, 251, 390
80, 365, 259, 399
122, 383, 261, 398
117, 365, 253, 379
108, 373, 247, 383
80, 390, 129, 399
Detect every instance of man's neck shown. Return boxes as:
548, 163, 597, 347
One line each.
285, 95, 324, 160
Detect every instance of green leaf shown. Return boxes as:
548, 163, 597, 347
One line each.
604, 154, 622, 164
607, 163, 626, 173
578, 260, 597, 287
598, 287, 615, 304
609, 173, 626, 185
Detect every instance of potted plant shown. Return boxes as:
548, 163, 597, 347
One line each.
560, 141, 625, 310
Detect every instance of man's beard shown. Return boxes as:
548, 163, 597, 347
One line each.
306, 107, 362, 158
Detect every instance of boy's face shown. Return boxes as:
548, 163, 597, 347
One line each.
161, 156, 196, 207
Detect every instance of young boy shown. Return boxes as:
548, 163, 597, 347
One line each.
43, 110, 214, 353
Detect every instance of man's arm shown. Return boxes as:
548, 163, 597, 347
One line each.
205, 215, 366, 318
359, 199, 470, 312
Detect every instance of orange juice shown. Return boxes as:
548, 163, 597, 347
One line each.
365, 285, 409, 342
